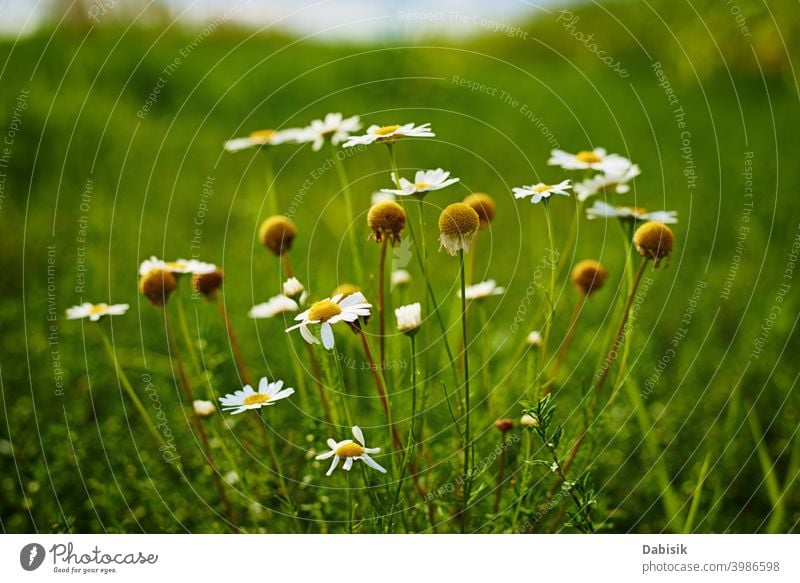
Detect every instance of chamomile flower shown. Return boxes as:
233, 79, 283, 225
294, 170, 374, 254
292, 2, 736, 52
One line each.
547, 148, 631, 172
302, 113, 361, 151
193, 400, 216, 417
282, 277, 307, 304
66, 302, 129, 321
438, 203, 481, 256
343, 122, 434, 147
395, 302, 422, 335
315, 425, 386, 476
381, 168, 459, 196
574, 164, 641, 201
512, 180, 572, 204
459, 279, 505, 300
139, 256, 217, 276
286, 292, 372, 350
391, 269, 411, 288
586, 200, 678, 224
218, 377, 295, 415
249, 295, 299, 319
223, 128, 304, 152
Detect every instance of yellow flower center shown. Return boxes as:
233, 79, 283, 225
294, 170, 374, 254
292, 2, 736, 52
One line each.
164, 261, 188, 271
576, 150, 601, 164
413, 182, 430, 189
533, 184, 553, 193
243, 393, 270, 406
308, 300, 342, 322
623, 206, 647, 216
335, 442, 365, 458
88, 304, 108, 315
374, 124, 400, 136
249, 129, 275, 143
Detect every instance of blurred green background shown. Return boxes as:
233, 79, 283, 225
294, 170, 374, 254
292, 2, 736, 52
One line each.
0, 0, 798, 533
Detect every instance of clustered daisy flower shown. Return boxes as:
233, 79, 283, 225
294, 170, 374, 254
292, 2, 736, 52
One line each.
66, 302, 129, 321
286, 292, 372, 350
343, 122, 434, 147
381, 168, 459, 196
512, 179, 572, 204
548, 147, 631, 172
301, 112, 361, 151
575, 164, 641, 201
139, 256, 217, 276
315, 426, 386, 475
218, 377, 295, 415
587, 200, 678, 224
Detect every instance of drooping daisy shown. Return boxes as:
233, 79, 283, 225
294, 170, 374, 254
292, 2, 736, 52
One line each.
395, 302, 422, 335
343, 122, 434, 147
249, 295, 299, 319
459, 279, 505, 300
315, 425, 386, 476
66, 302, 129, 321
139, 256, 217, 276
302, 113, 361, 151
547, 148, 631, 172
586, 200, 678, 224
193, 400, 216, 417
574, 164, 641, 201
218, 377, 295, 415
512, 180, 572, 204
223, 128, 304, 152
381, 168, 459, 196
286, 292, 372, 350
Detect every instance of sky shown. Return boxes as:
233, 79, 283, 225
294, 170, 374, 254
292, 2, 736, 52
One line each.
0, 0, 568, 39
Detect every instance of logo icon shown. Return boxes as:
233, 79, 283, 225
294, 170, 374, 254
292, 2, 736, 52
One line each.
20, 543, 46, 571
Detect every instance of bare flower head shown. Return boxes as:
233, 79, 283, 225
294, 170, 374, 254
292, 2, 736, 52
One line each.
192, 268, 224, 298
438, 202, 480, 256
495, 418, 514, 433
571, 260, 608, 296
633, 221, 675, 267
259, 215, 297, 256
367, 201, 406, 245
139, 269, 177, 306
463, 192, 496, 229
520, 414, 539, 428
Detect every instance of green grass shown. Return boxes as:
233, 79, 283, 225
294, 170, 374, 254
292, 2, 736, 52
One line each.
0, 1, 798, 533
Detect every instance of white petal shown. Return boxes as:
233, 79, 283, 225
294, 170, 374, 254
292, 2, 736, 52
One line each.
343, 457, 354, 471
316, 450, 336, 460
320, 322, 335, 350
352, 425, 365, 446
326, 456, 340, 476
361, 454, 387, 473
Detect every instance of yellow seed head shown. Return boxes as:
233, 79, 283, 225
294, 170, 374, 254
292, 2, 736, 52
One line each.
307, 299, 342, 322
633, 222, 675, 267
259, 215, 297, 256
335, 442, 365, 458
332, 283, 361, 298
463, 193, 496, 229
438, 203, 480, 256
367, 201, 406, 245
139, 269, 177, 306
571, 260, 608, 296
192, 268, 223, 298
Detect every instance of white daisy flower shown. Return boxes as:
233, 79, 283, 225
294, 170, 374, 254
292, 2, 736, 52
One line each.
381, 168, 460, 196
282, 277, 307, 304
224, 128, 304, 152
285, 292, 372, 350
315, 425, 386, 476
193, 400, 216, 417
66, 302, 129, 321
547, 148, 632, 172
391, 269, 411, 288
512, 180, 572, 204
138, 256, 216, 276
302, 113, 361, 151
371, 190, 395, 205
395, 302, 422, 334
249, 295, 299, 319
218, 377, 295, 415
342, 122, 434, 147
586, 200, 678, 224
526, 330, 543, 347
574, 164, 641, 201
459, 279, 505, 300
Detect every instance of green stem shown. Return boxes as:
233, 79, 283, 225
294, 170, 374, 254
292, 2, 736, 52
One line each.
459, 250, 473, 532
331, 343, 353, 428
264, 151, 278, 216
541, 202, 557, 365
331, 142, 364, 283
176, 294, 202, 376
